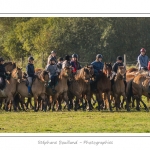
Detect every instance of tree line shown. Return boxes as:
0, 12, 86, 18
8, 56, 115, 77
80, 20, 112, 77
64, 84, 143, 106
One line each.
0, 17, 150, 68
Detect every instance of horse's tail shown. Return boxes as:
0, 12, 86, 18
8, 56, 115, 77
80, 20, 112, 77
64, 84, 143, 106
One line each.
126, 79, 133, 104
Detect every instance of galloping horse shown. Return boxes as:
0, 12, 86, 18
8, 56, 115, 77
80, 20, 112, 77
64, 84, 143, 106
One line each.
68, 66, 94, 111
46, 66, 73, 111
16, 70, 49, 111
0, 67, 22, 111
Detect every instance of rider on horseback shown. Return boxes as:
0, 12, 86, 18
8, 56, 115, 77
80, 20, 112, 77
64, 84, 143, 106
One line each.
70, 54, 81, 74
57, 57, 64, 70
46, 57, 60, 94
26, 56, 35, 97
62, 55, 72, 69
112, 56, 127, 91
91, 54, 104, 91
137, 48, 149, 71
0, 57, 6, 90
47, 50, 57, 65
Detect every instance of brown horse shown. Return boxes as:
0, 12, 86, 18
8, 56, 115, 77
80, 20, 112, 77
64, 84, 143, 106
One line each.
92, 70, 112, 111
112, 66, 129, 111
0, 62, 17, 108
16, 70, 49, 111
4, 62, 16, 72
46, 66, 73, 111
126, 74, 149, 111
68, 66, 94, 111
0, 67, 22, 111
126, 67, 138, 74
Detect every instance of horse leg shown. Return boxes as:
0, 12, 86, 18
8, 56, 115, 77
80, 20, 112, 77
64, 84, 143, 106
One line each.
140, 98, 149, 112
52, 94, 59, 111
63, 92, 70, 111
97, 91, 103, 111
74, 96, 80, 111
106, 92, 112, 111
34, 95, 39, 112
136, 97, 141, 111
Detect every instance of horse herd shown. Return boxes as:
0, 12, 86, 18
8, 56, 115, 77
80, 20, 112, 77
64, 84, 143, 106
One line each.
0, 61, 150, 112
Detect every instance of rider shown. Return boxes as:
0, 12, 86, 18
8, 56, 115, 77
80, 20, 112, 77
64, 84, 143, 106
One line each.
62, 55, 72, 69
70, 54, 81, 74
47, 50, 57, 65
57, 57, 64, 70
46, 57, 60, 94
26, 56, 35, 97
137, 48, 149, 71
112, 56, 126, 91
91, 54, 104, 91
0, 57, 6, 90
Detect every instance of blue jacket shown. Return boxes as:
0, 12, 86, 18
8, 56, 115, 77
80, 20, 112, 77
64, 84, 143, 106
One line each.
26, 63, 35, 77
91, 61, 104, 74
137, 54, 149, 70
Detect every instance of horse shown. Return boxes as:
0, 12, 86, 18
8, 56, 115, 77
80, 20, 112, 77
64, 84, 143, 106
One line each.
126, 67, 138, 74
112, 66, 129, 111
46, 66, 73, 111
0, 67, 22, 111
126, 74, 149, 111
0, 62, 17, 108
68, 65, 94, 111
16, 70, 49, 112
4, 62, 16, 72
92, 70, 112, 111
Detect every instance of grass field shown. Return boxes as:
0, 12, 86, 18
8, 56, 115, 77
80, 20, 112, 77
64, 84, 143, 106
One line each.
0, 96, 150, 133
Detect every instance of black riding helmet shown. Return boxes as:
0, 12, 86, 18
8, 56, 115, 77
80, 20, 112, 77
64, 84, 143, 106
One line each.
96, 54, 103, 59
0, 57, 4, 62
28, 56, 34, 61
72, 54, 78, 58
117, 56, 123, 61
50, 57, 55, 61
65, 55, 71, 61
58, 57, 63, 61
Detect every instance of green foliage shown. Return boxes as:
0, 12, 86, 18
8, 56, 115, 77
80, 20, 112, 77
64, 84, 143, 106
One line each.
1, 17, 150, 67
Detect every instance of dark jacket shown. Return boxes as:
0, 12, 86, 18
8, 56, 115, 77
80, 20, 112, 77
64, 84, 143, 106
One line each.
26, 63, 35, 77
0, 64, 6, 78
70, 61, 81, 73
91, 61, 104, 74
57, 62, 62, 70
112, 62, 124, 73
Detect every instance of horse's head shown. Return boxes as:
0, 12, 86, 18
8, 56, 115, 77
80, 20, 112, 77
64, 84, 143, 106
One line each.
39, 70, 49, 82
78, 67, 91, 83
11, 67, 23, 80
117, 66, 126, 77
86, 64, 94, 78
60, 66, 73, 81
103, 62, 112, 78
4, 61, 16, 72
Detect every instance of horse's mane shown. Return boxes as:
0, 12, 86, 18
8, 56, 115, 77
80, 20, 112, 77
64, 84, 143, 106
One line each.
4, 61, 16, 68
75, 67, 89, 80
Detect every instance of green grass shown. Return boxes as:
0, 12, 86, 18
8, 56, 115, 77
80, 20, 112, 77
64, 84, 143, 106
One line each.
0, 95, 150, 133
0, 109, 150, 133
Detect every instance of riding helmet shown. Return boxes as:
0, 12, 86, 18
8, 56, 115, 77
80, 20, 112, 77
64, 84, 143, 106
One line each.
0, 57, 4, 62
50, 57, 55, 61
65, 55, 71, 61
58, 57, 63, 61
117, 56, 123, 61
51, 50, 56, 54
96, 54, 103, 59
72, 54, 78, 58
140, 48, 146, 53
28, 56, 34, 61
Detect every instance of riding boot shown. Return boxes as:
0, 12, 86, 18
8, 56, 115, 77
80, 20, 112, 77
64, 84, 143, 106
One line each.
51, 85, 56, 94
